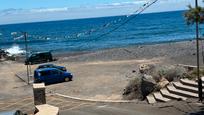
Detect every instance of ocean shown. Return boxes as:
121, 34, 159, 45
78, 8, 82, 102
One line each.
0, 10, 198, 54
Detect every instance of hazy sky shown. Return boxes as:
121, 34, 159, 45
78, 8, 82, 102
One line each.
0, 0, 200, 25
0, 0, 135, 9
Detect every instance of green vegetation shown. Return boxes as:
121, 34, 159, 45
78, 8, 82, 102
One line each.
184, 5, 204, 25
188, 68, 204, 80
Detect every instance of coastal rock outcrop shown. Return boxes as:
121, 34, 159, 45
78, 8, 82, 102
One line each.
123, 74, 157, 100
123, 64, 190, 100
0, 49, 16, 61
140, 74, 157, 99
123, 76, 143, 100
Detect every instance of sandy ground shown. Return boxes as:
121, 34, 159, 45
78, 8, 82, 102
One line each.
0, 40, 203, 101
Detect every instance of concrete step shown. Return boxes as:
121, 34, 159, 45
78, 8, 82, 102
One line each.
202, 77, 204, 83
173, 82, 200, 94
180, 79, 204, 88
167, 85, 198, 98
160, 88, 187, 101
146, 94, 156, 104
153, 92, 170, 102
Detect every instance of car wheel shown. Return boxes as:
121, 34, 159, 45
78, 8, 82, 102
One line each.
65, 77, 69, 82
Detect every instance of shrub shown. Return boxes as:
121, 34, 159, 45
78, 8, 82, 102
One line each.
164, 66, 186, 82
189, 68, 204, 80
151, 66, 187, 82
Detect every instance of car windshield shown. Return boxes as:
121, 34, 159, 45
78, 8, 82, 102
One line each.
39, 64, 53, 68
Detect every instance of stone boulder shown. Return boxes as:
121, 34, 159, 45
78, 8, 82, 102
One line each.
140, 74, 157, 99
123, 76, 143, 100
139, 64, 150, 74
156, 77, 169, 90
139, 64, 155, 74
123, 74, 157, 100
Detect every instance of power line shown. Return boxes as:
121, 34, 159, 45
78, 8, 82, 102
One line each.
11, 0, 159, 42
94, 0, 158, 40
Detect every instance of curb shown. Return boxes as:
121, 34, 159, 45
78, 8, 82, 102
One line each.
54, 93, 137, 103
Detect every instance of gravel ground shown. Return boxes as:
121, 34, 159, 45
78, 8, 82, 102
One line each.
0, 40, 203, 100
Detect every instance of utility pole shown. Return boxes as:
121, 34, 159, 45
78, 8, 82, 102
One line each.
195, 0, 203, 102
24, 32, 30, 85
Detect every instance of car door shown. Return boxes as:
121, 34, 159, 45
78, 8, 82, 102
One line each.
57, 70, 64, 82
33, 54, 40, 64
44, 70, 52, 84
50, 69, 61, 83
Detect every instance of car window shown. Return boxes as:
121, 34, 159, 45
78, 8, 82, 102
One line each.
51, 70, 60, 75
31, 54, 36, 57
40, 71, 50, 76
40, 53, 48, 57
31, 54, 40, 59
48, 65, 53, 68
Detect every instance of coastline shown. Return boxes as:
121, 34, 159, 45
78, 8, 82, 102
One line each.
53, 39, 201, 66
1, 39, 203, 101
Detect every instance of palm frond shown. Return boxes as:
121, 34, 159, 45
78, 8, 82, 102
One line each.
184, 5, 204, 25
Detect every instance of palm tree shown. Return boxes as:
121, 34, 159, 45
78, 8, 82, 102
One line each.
184, 5, 204, 25
184, 1, 204, 102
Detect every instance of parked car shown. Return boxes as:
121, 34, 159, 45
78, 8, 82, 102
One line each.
34, 68, 73, 84
37, 64, 67, 71
0, 110, 26, 115
25, 51, 53, 65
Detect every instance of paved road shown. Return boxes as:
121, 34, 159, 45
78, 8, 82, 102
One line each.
0, 95, 203, 115
60, 103, 166, 115
59, 102, 196, 115
0, 95, 95, 114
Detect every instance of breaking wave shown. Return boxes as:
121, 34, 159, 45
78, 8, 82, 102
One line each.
5, 45, 25, 55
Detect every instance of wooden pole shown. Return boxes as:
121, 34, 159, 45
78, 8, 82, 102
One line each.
24, 32, 30, 85
195, 0, 203, 102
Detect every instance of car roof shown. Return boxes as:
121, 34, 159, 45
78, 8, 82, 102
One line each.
31, 51, 51, 55
35, 68, 71, 74
0, 110, 20, 115
35, 68, 58, 72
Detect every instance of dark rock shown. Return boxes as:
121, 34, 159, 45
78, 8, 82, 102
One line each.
140, 74, 157, 99
123, 74, 157, 100
132, 70, 136, 73
123, 76, 143, 100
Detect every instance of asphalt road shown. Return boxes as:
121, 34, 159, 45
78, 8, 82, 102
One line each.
0, 94, 203, 115
60, 101, 202, 115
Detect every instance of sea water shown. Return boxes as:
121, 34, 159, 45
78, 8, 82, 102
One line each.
0, 10, 198, 54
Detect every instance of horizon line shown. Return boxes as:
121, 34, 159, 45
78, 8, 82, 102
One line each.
0, 9, 186, 26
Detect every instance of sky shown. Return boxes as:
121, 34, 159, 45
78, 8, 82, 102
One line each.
0, 0, 200, 25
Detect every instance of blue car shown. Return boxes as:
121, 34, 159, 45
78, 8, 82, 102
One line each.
34, 68, 73, 84
0, 110, 25, 115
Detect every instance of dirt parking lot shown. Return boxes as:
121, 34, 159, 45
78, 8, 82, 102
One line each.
0, 57, 161, 101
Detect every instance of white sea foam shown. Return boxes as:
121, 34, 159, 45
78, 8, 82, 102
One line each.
11, 32, 17, 35
5, 45, 25, 55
